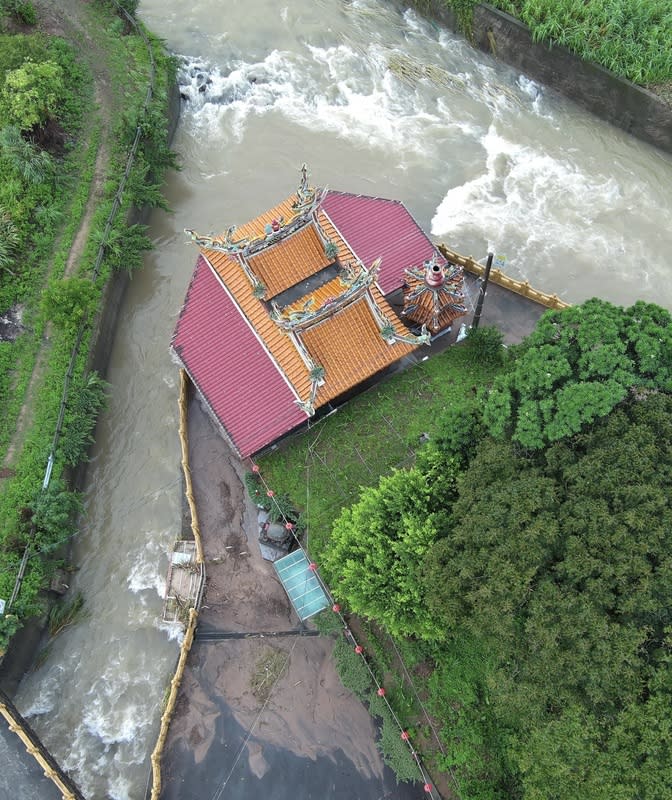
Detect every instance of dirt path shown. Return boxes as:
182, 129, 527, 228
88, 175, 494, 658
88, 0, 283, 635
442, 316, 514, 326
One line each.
2, 2, 117, 470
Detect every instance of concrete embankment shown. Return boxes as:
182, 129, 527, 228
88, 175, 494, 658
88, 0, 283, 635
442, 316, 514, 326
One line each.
408, 0, 672, 154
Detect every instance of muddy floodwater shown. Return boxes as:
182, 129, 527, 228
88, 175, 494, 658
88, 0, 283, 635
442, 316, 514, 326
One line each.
14, 1, 672, 797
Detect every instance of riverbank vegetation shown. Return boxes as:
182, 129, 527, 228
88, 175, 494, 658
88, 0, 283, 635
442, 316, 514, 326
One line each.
260, 298, 672, 798
0, 0, 176, 654
419, 0, 672, 89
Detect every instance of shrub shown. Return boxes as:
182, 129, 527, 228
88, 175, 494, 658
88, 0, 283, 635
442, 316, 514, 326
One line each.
466, 325, 505, 366
332, 635, 373, 701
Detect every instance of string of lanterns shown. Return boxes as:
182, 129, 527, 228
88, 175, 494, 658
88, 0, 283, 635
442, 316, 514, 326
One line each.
250, 461, 438, 798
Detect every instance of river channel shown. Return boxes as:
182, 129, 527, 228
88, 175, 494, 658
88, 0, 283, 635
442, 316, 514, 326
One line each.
14, 1, 672, 798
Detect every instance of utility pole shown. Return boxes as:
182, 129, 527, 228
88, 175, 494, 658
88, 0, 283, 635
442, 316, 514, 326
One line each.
471, 252, 493, 331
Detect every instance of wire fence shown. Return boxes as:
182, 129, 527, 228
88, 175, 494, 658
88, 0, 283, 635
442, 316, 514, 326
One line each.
6, 0, 158, 614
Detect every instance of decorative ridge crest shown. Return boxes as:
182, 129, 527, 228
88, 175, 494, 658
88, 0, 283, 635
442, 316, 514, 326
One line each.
270, 258, 382, 332
183, 165, 326, 263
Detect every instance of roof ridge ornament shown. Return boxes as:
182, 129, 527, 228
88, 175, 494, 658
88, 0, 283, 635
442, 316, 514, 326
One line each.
401, 255, 467, 334
270, 259, 381, 331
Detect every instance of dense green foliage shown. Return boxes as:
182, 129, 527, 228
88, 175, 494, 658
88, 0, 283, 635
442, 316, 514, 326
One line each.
482, 299, 672, 448
266, 296, 672, 795
422, 392, 672, 799
0, 58, 66, 130
0, 1, 37, 26
423, 0, 672, 86
0, 1, 175, 647
491, 0, 672, 84
0, 35, 88, 309
324, 459, 457, 639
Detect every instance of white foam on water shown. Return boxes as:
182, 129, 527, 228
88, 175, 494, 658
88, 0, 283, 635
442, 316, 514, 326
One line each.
19, 665, 64, 716
126, 537, 169, 597
83, 694, 140, 746
431, 124, 629, 278
157, 618, 186, 643
176, 43, 463, 161
108, 772, 134, 800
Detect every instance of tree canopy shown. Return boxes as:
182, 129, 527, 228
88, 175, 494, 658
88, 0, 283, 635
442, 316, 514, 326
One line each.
323, 458, 457, 640
0, 58, 66, 131
482, 298, 672, 448
423, 392, 672, 798
322, 296, 672, 798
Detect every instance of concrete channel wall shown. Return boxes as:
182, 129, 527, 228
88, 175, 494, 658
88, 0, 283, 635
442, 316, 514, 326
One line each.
408, 1, 672, 154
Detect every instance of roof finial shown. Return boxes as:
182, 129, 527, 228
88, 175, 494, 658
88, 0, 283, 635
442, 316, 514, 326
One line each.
424, 257, 445, 288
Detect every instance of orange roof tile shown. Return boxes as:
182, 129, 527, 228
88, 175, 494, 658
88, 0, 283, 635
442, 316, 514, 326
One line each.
402, 268, 467, 332
247, 224, 330, 298
282, 274, 357, 317
194, 193, 417, 410
300, 287, 416, 404
202, 247, 313, 403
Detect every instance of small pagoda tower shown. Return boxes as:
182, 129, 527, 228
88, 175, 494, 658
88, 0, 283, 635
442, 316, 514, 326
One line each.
401, 256, 467, 335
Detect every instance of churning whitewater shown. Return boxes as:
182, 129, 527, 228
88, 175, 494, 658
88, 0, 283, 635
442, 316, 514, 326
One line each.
14, 0, 672, 797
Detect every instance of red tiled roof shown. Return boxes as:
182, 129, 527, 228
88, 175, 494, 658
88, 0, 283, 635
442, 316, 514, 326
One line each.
171, 256, 307, 457
321, 191, 444, 295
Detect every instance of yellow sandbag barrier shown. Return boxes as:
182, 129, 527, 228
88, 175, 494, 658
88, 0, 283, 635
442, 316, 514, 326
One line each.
0, 690, 85, 800
437, 244, 571, 310
149, 608, 198, 800
149, 369, 205, 799
177, 368, 204, 565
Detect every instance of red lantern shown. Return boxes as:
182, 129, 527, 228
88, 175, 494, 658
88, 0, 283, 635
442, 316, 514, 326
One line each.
401, 731, 409, 741
424, 784, 432, 793
308, 562, 317, 571
354, 645, 363, 654
251, 464, 260, 473
285, 522, 294, 530
332, 604, 341, 613
267, 490, 275, 497
377, 687, 386, 697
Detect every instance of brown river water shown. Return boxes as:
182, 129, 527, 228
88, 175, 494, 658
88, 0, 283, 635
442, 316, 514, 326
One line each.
13, 1, 672, 797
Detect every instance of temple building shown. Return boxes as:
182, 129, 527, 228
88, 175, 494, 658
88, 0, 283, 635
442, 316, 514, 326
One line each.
171, 166, 466, 459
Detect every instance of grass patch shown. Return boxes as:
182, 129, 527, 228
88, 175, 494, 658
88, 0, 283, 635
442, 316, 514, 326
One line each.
428, 0, 672, 86
258, 342, 504, 557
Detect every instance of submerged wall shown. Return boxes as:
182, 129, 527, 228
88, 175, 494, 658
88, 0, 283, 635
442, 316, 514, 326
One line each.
408, 1, 672, 154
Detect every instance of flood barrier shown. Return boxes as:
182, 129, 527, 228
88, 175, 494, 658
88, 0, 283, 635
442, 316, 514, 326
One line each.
0, 688, 86, 800
147, 369, 205, 800
438, 244, 571, 310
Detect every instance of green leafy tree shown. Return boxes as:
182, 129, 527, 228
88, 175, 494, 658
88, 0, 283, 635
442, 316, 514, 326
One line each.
0, 1, 37, 26
0, 613, 21, 657
30, 480, 82, 554
58, 372, 109, 466
0, 59, 66, 131
424, 392, 672, 798
323, 466, 454, 639
465, 324, 506, 366
482, 298, 672, 448
426, 439, 560, 637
